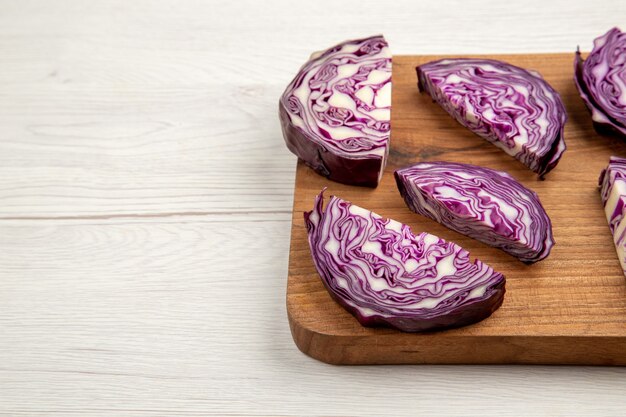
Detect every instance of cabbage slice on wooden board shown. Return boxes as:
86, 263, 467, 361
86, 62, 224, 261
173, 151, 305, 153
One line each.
600, 156, 626, 275
303, 189, 505, 332
395, 162, 554, 264
279, 35, 391, 187
575, 27, 626, 138
417, 58, 567, 178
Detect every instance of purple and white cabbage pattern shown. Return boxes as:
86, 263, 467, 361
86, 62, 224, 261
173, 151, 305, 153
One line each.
304, 190, 505, 332
417, 59, 567, 177
279, 35, 391, 187
575, 28, 626, 138
599, 156, 626, 276
395, 162, 554, 264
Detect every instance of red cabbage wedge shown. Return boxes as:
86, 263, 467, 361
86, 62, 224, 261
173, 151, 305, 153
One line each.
417, 59, 567, 178
575, 28, 626, 138
395, 162, 554, 264
599, 156, 626, 275
279, 35, 391, 187
304, 190, 505, 332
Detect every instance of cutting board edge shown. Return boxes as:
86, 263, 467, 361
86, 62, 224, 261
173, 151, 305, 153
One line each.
287, 305, 626, 365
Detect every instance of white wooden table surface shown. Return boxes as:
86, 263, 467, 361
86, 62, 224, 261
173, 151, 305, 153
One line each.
1, 0, 626, 415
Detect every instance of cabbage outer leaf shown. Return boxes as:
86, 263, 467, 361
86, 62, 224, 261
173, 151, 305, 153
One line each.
280, 35, 391, 187
575, 28, 626, 137
417, 58, 567, 177
395, 161, 554, 263
600, 156, 626, 275
304, 190, 505, 332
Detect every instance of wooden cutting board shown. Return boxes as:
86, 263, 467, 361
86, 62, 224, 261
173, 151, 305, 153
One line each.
286, 53, 626, 365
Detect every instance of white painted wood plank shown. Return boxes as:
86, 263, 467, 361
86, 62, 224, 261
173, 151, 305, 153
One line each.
0, 83, 295, 217
1, 218, 626, 417
1, 0, 626, 415
0, 0, 624, 217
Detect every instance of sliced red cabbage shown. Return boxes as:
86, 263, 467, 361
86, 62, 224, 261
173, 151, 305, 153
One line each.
575, 28, 626, 137
279, 35, 391, 187
304, 189, 505, 332
599, 156, 626, 275
417, 58, 567, 178
395, 162, 554, 264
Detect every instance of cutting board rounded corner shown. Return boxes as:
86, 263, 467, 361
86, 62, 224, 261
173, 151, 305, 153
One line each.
287, 305, 348, 365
